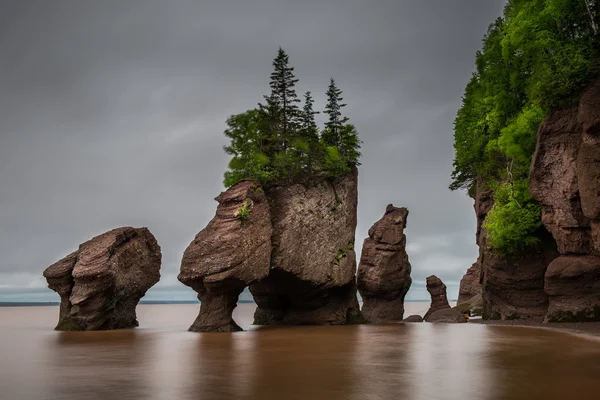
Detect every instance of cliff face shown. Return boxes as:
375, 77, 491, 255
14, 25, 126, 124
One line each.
251, 169, 362, 325
529, 77, 600, 322
178, 181, 272, 332
43, 227, 161, 331
357, 205, 412, 323
180, 170, 363, 331
472, 183, 558, 321
457, 263, 481, 305
460, 76, 600, 323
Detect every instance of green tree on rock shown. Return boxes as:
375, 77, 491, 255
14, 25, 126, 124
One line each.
322, 78, 349, 147
222, 48, 362, 187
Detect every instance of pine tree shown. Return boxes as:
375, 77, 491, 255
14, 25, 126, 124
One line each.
257, 47, 301, 154
298, 91, 321, 176
322, 78, 349, 147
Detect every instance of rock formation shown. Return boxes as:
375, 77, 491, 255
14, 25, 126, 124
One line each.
457, 263, 481, 305
178, 180, 272, 332
250, 170, 363, 325
356, 205, 412, 323
179, 170, 363, 330
469, 182, 558, 321
43, 227, 161, 331
529, 76, 600, 322
403, 315, 423, 323
424, 275, 451, 321
427, 308, 467, 323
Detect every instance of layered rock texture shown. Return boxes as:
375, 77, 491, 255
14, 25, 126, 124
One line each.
250, 170, 362, 325
529, 77, 600, 322
424, 275, 451, 321
43, 227, 161, 331
180, 171, 363, 331
178, 180, 272, 332
356, 205, 412, 323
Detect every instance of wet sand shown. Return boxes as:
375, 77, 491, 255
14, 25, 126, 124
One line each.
1, 303, 600, 400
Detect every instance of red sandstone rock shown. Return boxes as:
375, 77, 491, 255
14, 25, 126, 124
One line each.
357, 205, 412, 323
424, 275, 451, 321
457, 263, 481, 305
43, 227, 161, 331
178, 180, 272, 332
250, 170, 363, 325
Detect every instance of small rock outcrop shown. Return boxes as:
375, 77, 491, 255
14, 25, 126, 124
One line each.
427, 308, 468, 324
424, 275, 451, 320
529, 76, 600, 322
250, 170, 363, 325
403, 315, 423, 323
457, 263, 481, 305
357, 205, 412, 323
178, 180, 272, 332
43, 227, 161, 331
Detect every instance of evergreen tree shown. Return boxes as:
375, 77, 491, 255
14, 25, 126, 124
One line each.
297, 91, 321, 175
257, 47, 301, 154
222, 49, 362, 187
322, 78, 349, 147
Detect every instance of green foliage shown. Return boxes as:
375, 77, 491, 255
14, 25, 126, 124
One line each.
235, 200, 251, 222
223, 48, 361, 187
451, 0, 599, 254
483, 180, 542, 255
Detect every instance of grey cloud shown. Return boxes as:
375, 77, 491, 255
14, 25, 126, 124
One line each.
0, 0, 506, 301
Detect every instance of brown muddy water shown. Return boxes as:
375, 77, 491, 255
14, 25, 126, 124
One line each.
1, 303, 600, 400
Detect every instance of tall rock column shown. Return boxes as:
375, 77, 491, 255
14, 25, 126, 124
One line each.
43, 227, 161, 331
424, 275, 450, 320
178, 180, 272, 332
530, 77, 600, 322
249, 169, 363, 325
356, 205, 412, 323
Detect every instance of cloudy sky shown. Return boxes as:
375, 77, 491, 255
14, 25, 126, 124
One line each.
0, 0, 507, 302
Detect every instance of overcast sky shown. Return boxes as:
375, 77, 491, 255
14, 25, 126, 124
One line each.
0, 0, 507, 302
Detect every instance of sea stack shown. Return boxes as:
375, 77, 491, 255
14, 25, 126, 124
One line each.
179, 170, 364, 330
43, 227, 161, 331
250, 170, 363, 325
424, 275, 450, 321
178, 180, 272, 332
357, 205, 412, 323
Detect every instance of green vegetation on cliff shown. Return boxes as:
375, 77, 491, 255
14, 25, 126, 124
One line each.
451, 0, 599, 255
223, 48, 361, 188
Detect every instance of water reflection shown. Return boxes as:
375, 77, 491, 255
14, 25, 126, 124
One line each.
484, 326, 600, 400
2, 305, 600, 400
43, 330, 153, 400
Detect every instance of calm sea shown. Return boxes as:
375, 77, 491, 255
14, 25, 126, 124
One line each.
1, 302, 599, 400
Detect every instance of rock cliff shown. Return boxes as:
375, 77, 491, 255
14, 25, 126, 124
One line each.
457, 263, 481, 305
178, 180, 272, 332
356, 205, 412, 323
471, 182, 558, 321
43, 227, 161, 331
529, 76, 600, 322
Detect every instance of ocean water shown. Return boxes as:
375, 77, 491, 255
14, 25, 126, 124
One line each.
1, 302, 599, 400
